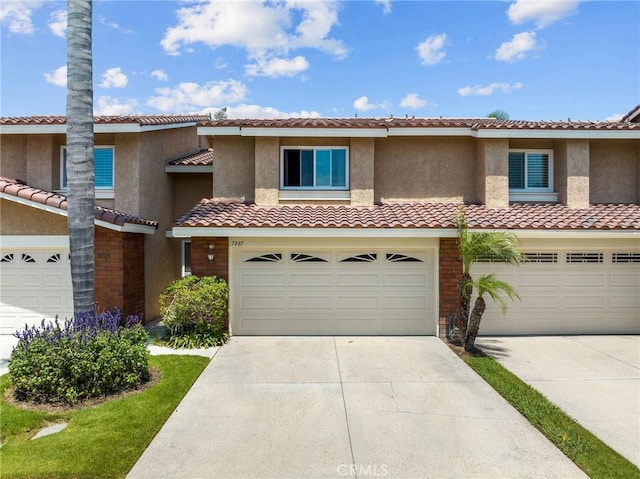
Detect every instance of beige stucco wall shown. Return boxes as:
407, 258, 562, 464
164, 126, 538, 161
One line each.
476, 139, 508, 208
211, 137, 255, 201
0, 199, 68, 235
136, 127, 202, 317
374, 137, 477, 203
0, 135, 64, 190
350, 138, 374, 206
173, 174, 213, 218
590, 140, 639, 204
565, 140, 590, 208
255, 137, 279, 206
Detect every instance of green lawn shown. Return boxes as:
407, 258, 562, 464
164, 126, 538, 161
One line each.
0, 355, 209, 479
466, 355, 640, 479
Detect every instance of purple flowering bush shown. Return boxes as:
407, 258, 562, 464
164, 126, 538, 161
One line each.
9, 310, 150, 405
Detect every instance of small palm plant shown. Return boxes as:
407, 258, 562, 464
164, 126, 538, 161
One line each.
465, 274, 520, 351
455, 209, 525, 349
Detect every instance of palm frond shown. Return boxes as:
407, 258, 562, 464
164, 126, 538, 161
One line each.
474, 274, 521, 313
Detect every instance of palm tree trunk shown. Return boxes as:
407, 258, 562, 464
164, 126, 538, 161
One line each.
458, 272, 472, 336
464, 296, 486, 352
66, 0, 95, 315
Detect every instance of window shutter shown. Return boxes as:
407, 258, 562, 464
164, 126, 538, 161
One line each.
527, 153, 549, 188
94, 148, 114, 188
508, 152, 524, 189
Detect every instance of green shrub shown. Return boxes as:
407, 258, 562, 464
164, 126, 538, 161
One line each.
9, 311, 150, 405
159, 275, 229, 348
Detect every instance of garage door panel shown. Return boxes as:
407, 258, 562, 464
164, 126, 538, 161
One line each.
563, 295, 604, 308
288, 273, 332, 287
336, 295, 379, 309
384, 295, 427, 309
288, 296, 333, 309
564, 273, 605, 287
383, 273, 428, 287
240, 318, 286, 332
241, 295, 285, 309
611, 273, 640, 287
336, 273, 379, 287
610, 295, 640, 308
241, 273, 285, 287
518, 273, 559, 287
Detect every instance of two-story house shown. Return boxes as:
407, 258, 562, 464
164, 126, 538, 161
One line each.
0, 115, 211, 334
173, 110, 640, 337
1, 109, 639, 337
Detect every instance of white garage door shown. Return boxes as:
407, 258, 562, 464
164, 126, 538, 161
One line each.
473, 241, 640, 335
0, 249, 74, 335
232, 242, 436, 335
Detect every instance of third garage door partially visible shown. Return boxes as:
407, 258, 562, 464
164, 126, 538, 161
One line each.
232, 241, 436, 335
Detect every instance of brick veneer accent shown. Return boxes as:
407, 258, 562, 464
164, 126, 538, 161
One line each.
439, 237, 462, 337
190, 237, 229, 280
94, 228, 145, 318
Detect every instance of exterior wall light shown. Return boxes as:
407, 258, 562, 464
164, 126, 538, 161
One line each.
207, 243, 214, 262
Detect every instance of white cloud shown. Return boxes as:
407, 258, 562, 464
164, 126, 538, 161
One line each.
160, 1, 347, 77
98, 15, 133, 33
508, 0, 579, 29
203, 104, 321, 119
100, 67, 128, 88
0, 1, 41, 34
151, 69, 169, 81
245, 56, 309, 78
48, 9, 66, 37
605, 113, 623, 122
375, 0, 392, 15
416, 33, 447, 66
147, 79, 248, 112
400, 93, 428, 109
495, 31, 540, 62
94, 96, 138, 116
353, 96, 387, 112
457, 82, 524, 97
44, 65, 67, 87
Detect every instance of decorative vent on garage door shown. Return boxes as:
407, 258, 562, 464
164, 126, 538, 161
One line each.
47, 254, 62, 263
245, 253, 282, 263
612, 253, 640, 264
566, 252, 603, 264
291, 253, 328, 263
386, 253, 423, 263
1, 254, 14, 263
21, 253, 36, 263
340, 253, 377, 263
524, 252, 557, 263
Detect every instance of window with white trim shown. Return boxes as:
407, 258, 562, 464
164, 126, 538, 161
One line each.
181, 240, 191, 276
508, 149, 555, 201
281, 147, 348, 190
61, 146, 115, 197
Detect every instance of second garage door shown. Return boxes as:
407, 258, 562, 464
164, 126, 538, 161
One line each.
473, 239, 640, 335
232, 242, 436, 335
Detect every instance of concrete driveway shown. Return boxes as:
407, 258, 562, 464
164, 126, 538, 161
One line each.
477, 335, 640, 467
128, 337, 585, 479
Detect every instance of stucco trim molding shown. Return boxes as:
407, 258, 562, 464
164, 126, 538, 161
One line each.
0, 235, 70, 248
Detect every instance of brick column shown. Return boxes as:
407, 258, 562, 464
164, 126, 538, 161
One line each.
438, 237, 462, 338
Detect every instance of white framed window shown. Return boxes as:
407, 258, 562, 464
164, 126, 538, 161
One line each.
181, 240, 191, 276
60, 146, 115, 198
280, 147, 349, 190
508, 149, 556, 202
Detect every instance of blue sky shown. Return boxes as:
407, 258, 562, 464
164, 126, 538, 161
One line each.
1, 0, 638, 120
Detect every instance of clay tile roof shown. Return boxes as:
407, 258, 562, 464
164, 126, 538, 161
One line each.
198, 116, 640, 131
174, 200, 640, 231
621, 104, 640, 123
0, 176, 158, 229
0, 114, 210, 126
167, 149, 214, 166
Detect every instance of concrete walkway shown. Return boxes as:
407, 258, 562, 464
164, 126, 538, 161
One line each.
477, 335, 640, 467
128, 337, 585, 479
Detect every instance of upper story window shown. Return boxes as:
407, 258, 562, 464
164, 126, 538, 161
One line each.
61, 146, 115, 199
508, 149, 557, 202
281, 147, 348, 190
